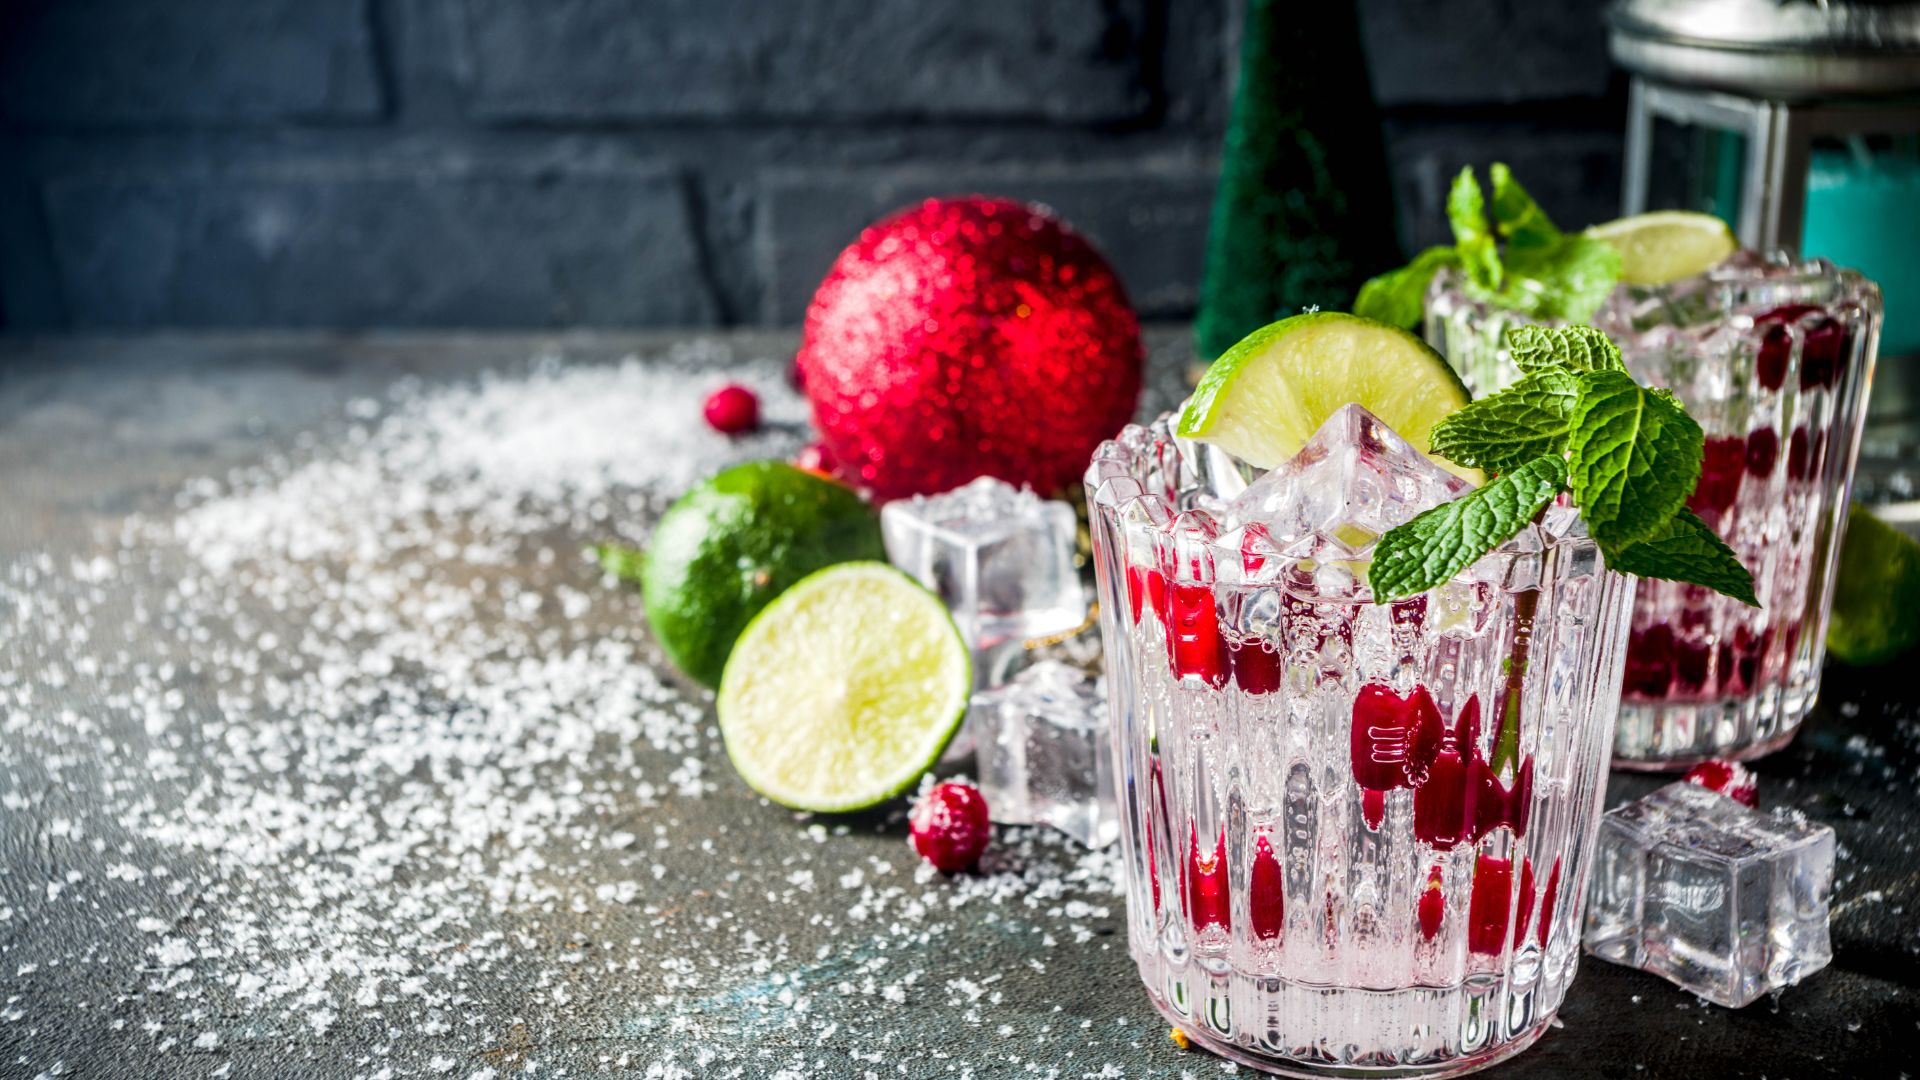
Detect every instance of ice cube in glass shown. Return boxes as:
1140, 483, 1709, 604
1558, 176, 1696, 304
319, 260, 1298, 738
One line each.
969, 661, 1116, 848
881, 477, 1087, 689
1583, 781, 1834, 1007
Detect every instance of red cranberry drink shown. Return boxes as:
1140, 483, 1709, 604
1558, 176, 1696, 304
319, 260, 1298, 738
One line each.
1428, 253, 1881, 767
1085, 315, 1678, 1076
1381, 168, 1884, 767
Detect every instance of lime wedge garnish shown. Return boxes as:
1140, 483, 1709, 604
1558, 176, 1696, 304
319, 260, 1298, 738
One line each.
717, 562, 969, 811
1177, 311, 1479, 482
1586, 211, 1737, 287
1827, 504, 1920, 666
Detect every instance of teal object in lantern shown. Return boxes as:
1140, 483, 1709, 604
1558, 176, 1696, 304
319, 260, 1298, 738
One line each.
1804, 144, 1920, 357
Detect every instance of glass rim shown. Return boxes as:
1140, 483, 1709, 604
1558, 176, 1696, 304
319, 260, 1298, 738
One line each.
1084, 410, 1599, 604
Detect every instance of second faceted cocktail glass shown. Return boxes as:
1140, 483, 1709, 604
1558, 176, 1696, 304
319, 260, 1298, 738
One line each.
1086, 404, 1635, 1077
1427, 254, 1882, 767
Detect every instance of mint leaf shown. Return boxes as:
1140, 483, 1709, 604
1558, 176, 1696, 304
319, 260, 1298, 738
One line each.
1427, 369, 1580, 471
1355, 246, 1461, 330
1603, 509, 1759, 606
1489, 163, 1560, 249
1566, 369, 1705, 547
1505, 325, 1626, 375
1499, 234, 1623, 323
1371, 455, 1568, 602
596, 543, 645, 583
1447, 167, 1501, 290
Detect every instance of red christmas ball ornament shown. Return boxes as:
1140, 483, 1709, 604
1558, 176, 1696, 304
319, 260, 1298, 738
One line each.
797, 196, 1142, 499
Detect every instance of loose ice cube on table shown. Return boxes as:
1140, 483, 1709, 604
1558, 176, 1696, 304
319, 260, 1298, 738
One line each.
1583, 781, 1834, 1007
968, 661, 1116, 848
881, 477, 1087, 689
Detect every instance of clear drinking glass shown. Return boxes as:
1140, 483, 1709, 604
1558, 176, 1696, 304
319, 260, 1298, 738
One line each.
1084, 406, 1635, 1077
1426, 256, 1883, 767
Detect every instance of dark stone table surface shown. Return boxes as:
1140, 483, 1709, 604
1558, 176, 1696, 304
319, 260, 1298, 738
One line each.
0, 331, 1914, 1079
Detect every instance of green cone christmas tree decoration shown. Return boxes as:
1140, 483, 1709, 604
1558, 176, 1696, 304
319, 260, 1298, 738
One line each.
1195, 0, 1401, 360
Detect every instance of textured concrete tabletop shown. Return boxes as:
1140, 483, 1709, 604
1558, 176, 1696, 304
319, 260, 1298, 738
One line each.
0, 331, 1914, 1080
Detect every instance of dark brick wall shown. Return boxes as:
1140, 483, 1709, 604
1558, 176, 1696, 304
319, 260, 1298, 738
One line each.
0, 0, 1625, 331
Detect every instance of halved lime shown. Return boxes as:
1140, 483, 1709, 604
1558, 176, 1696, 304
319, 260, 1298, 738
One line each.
1177, 311, 1479, 481
1827, 504, 1920, 666
717, 562, 970, 812
1586, 211, 1737, 287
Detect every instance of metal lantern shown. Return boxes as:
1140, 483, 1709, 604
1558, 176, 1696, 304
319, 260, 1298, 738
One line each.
1613, 0, 1920, 252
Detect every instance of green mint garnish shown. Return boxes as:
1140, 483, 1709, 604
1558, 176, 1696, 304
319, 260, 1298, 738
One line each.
1370, 454, 1567, 602
1427, 368, 1579, 472
1505, 325, 1624, 375
1353, 164, 1623, 330
1603, 508, 1760, 607
1352, 246, 1460, 332
1373, 325, 1757, 606
1565, 370, 1703, 548
594, 543, 645, 583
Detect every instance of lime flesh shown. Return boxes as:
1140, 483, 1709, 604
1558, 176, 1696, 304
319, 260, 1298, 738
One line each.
1177, 311, 1479, 482
717, 562, 970, 812
1586, 211, 1737, 287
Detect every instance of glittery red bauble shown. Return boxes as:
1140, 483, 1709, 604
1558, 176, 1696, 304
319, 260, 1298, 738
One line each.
797, 196, 1142, 499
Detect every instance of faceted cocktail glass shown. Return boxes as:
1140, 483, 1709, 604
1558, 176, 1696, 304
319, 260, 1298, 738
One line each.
1425, 257, 1882, 768
1085, 405, 1635, 1077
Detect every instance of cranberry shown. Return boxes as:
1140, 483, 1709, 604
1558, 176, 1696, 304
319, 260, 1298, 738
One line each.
1167, 582, 1226, 686
1185, 826, 1231, 933
1787, 426, 1812, 481
1689, 436, 1746, 518
1755, 323, 1792, 391
1467, 853, 1514, 956
703, 384, 761, 435
1684, 759, 1759, 808
1249, 834, 1285, 941
1512, 857, 1538, 950
1745, 427, 1779, 477
1229, 637, 1283, 695
1799, 318, 1846, 391
1673, 634, 1712, 695
1350, 684, 1444, 792
909, 782, 991, 872
1535, 858, 1562, 947
1623, 624, 1675, 699
1418, 865, 1446, 941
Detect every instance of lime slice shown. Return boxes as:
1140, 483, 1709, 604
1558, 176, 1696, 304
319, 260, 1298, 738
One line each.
1827, 504, 1920, 666
1586, 211, 1737, 286
717, 562, 969, 812
1177, 311, 1479, 482
630, 461, 884, 688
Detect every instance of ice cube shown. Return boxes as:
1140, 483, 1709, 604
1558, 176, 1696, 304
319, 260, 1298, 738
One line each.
968, 661, 1117, 848
1224, 404, 1471, 555
1583, 781, 1834, 1007
881, 476, 1087, 690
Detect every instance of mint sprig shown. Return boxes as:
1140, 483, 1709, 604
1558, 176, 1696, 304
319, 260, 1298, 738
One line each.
1373, 325, 1757, 606
1353, 164, 1623, 330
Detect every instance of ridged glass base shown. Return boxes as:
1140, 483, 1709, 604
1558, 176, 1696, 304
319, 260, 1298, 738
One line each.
1610, 694, 1810, 771
1136, 950, 1564, 1078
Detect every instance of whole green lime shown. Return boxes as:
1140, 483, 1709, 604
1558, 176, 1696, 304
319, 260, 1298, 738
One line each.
630, 461, 884, 687
1827, 504, 1920, 666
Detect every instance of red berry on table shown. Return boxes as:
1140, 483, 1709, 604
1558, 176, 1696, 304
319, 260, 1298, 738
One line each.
703, 384, 760, 435
910, 782, 991, 872
1684, 759, 1759, 808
